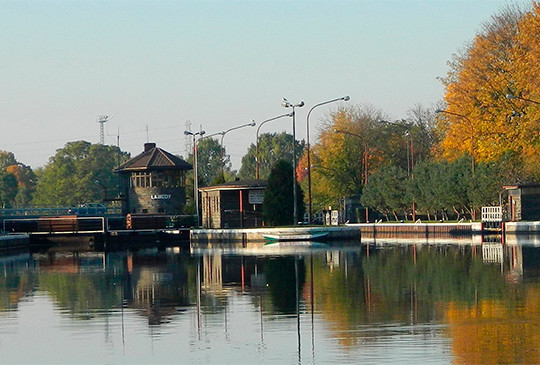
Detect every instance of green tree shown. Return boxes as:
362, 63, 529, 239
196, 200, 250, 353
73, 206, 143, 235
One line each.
0, 173, 18, 208
182, 137, 234, 214
32, 141, 129, 206
0, 150, 37, 208
263, 160, 305, 226
238, 132, 305, 180
0, 151, 18, 171
361, 165, 408, 221
185, 137, 234, 187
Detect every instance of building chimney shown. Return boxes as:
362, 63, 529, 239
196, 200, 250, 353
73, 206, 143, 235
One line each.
144, 143, 156, 152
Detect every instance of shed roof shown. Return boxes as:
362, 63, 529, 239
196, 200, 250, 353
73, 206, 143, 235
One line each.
114, 143, 192, 173
199, 179, 267, 192
503, 183, 540, 190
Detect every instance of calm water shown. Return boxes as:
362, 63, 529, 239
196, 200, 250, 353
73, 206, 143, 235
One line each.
1, 237, 540, 364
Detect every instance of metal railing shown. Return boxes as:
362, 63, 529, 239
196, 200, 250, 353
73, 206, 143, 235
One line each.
3, 216, 106, 235
0, 207, 122, 217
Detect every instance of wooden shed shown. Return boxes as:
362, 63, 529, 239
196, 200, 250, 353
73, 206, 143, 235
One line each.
503, 183, 540, 221
199, 179, 267, 229
114, 143, 192, 215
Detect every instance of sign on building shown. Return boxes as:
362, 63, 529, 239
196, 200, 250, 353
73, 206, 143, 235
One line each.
248, 190, 265, 205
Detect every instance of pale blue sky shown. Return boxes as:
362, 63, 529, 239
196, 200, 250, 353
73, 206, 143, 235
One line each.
0, 0, 527, 169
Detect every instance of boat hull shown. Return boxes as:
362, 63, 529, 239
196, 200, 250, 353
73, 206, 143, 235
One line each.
263, 232, 328, 242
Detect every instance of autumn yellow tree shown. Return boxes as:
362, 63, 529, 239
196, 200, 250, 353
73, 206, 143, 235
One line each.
437, 3, 539, 180
298, 105, 385, 211
509, 2, 540, 178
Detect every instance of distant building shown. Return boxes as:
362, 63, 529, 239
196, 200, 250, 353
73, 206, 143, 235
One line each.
114, 143, 192, 215
503, 183, 540, 221
199, 179, 267, 229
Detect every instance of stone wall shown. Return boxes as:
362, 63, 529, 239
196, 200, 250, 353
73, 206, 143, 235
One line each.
128, 186, 186, 215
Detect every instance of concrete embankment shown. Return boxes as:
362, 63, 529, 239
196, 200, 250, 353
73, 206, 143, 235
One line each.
505, 222, 540, 233
0, 234, 30, 250
190, 226, 361, 243
190, 222, 482, 243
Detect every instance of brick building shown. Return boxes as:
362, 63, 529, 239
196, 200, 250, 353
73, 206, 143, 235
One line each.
114, 143, 192, 215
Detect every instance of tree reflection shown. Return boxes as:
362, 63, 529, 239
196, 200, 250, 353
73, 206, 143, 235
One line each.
2, 243, 540, 364
264, 257, 306, 314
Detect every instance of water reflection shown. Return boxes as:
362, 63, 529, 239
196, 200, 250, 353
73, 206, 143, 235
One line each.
0, 239, 539, 364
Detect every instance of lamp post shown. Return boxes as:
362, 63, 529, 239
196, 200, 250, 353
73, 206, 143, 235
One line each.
184, 129, 206, 227
219, 121, 256, 178
282, 98, 305, 225
435, 109, 475, 174
306, 96, 350, 224
255, 112, 293, 179
506, 93, 540, 105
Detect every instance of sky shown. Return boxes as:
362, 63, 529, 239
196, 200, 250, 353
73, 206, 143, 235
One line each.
0, 0, 529, 171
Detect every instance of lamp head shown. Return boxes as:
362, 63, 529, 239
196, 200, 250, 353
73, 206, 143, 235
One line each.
297, 101, 305, 108
249, 120, 256, 127
184, 130, 193, 136
342, 96, 350, 101
282, 100, 292, 108
435, 109, 444, 114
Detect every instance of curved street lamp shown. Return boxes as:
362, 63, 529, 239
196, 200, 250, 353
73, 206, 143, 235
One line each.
282, 98, 305, 225
220, 121, 256, 177
184, 129, 206, 227
255, 112, 293, 179
306, 96, 350, 224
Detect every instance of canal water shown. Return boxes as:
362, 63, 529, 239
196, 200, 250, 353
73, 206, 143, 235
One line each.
1, 238, 539, 364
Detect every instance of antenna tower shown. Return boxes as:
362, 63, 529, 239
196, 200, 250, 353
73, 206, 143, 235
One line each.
97, 115, 108, 144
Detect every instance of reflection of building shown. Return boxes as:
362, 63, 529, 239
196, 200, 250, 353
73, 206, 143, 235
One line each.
114, 143, 192, 215
503, 183, 540, 221
129, 255, 190, 326
203, 254, 223, 291
199, 179, 267, 228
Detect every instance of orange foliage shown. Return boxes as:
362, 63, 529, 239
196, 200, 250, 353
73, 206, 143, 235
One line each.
438, 3, 540, 175
6, 164, 24, 188
443, 290, 540, 364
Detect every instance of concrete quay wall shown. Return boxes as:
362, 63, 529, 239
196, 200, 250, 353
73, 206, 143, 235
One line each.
505, 222, 540, 233
190, 226, 361, 243
0, 234, 30, 250
190, 222, 481, 243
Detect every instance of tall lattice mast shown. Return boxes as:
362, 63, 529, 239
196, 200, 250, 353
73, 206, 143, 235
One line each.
97, 115, 108, 144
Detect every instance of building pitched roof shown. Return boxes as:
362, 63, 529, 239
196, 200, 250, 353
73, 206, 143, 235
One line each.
114, 143, 192, 173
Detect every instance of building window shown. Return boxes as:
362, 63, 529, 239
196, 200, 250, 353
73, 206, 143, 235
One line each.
130, 171, 187, 188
